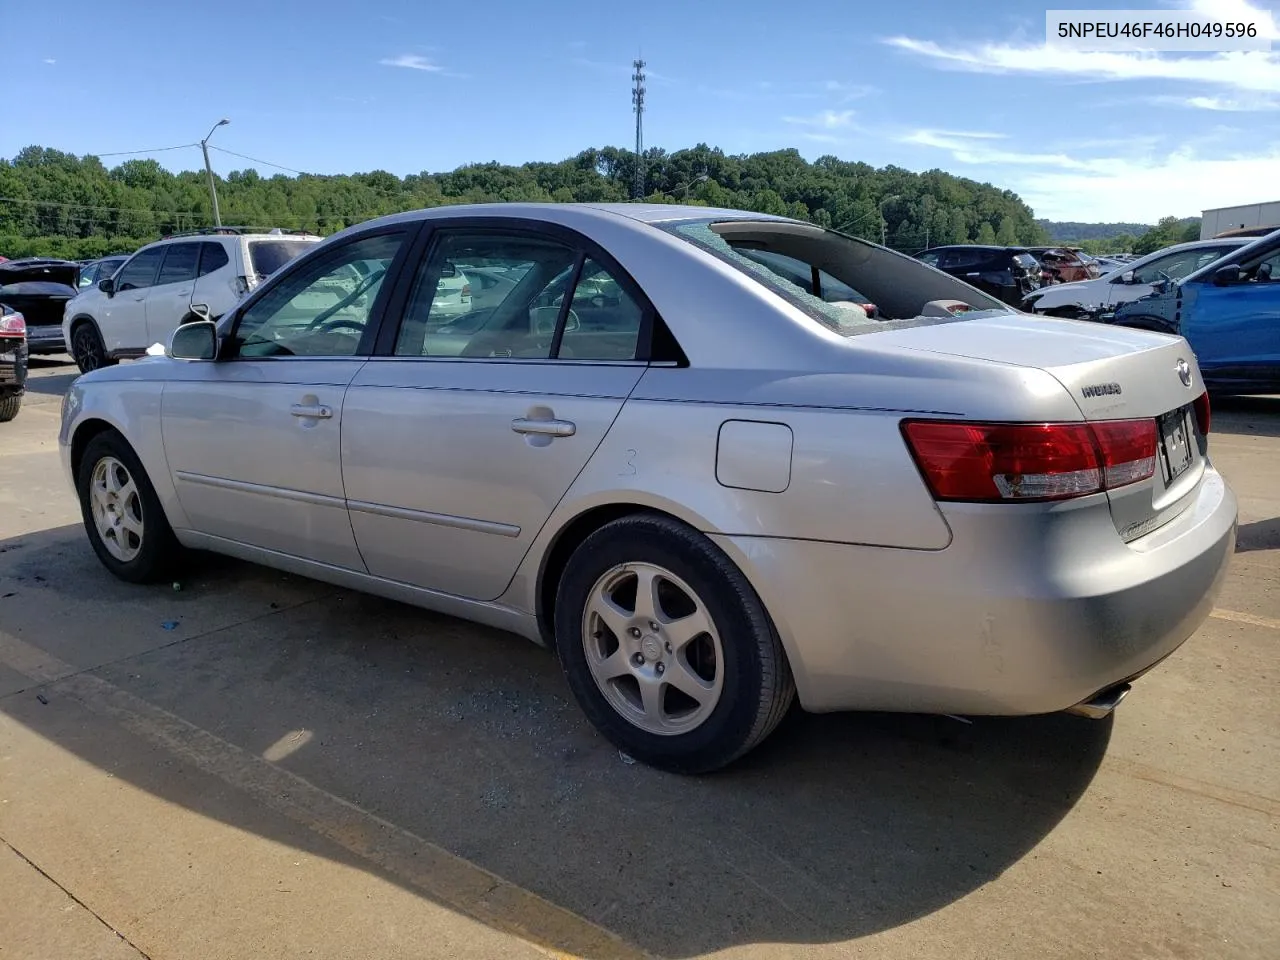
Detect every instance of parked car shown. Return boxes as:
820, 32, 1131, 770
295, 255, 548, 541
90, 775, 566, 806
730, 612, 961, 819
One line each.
0, 258, 80, 355
61, 203, 1236, 773
1027, 247, 1101, 284
1213, 225, 1278, 239
63, 228, 322, 374
913, 245, 1041, 305
1105, 228, 1280, 394
0, 303, 28, 421
77, 255, 130, 291
1022, 239, 1248, 317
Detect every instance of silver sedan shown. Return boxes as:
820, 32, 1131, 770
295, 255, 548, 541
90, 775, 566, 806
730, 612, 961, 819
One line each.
59, 203, 1238, 773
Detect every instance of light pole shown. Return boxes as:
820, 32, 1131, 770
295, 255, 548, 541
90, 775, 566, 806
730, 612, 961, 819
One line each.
834, 194, 901, 243
200, 118, 230, 227
677, 174, 709, 202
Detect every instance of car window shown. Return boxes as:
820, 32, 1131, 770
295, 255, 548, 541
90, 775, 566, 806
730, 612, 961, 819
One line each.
156, 243, 200, 286
941, 250, 983, 269
248, 239, 314, 278
394, 231, 578, 359
1012, 253, 1039, 270
232, 232, 404, 359
1242, 249, 1280, 282
198, 242, 230, 277
78, 263, 99, 288
917, 251, 941, 267
114, 247, 166, 292
557, 259, 645, 361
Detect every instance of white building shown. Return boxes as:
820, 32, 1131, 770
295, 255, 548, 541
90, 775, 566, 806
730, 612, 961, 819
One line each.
1200, 201, 1280, 239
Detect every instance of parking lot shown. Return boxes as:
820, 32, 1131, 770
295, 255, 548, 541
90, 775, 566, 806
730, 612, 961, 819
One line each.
1, 357, 1277, 959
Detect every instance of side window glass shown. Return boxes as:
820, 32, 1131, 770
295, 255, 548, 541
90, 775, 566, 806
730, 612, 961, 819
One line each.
559, 259, 645, 360
114, 248, 165, 291
395, 232, 577, 358
198, 242, 230, 277
917, 252, 940, 267
156, 243, 200, 286
232, 232, 404, 359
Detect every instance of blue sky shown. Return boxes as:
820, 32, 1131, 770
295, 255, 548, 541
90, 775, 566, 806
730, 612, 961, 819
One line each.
4, 0, 1278, 223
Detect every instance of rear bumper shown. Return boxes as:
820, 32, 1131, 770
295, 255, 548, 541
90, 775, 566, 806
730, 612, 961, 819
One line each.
0, 339, 28, 391
25, 324, 66, 354
712, 467, 1237, 715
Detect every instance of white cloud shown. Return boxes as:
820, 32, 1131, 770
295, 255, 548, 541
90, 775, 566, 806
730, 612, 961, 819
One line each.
42, 58, 55, 65
1015, 147, 1280, 222
1188, 0, 1278, 39
899, 129, 1088, 169
1183, 94, 1280, 110
379, 54, 443, 72
783, 109, 857, 129
884, 38, 1280, 94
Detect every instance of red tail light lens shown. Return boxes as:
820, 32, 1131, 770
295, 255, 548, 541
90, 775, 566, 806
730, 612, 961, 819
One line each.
1193, 391, 1210, 437
461, 283, 472, 298
902, 419, 1157, 503
0, 311, 26, 337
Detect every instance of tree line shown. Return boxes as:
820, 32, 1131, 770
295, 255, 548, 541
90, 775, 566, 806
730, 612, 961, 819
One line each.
0, 142, 1191, 262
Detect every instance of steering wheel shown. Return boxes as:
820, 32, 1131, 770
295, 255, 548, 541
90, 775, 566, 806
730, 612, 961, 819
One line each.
312, 318, 365, 337
305, 269, 385, 332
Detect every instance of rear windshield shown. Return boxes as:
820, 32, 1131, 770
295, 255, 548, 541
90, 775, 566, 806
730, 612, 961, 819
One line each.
1012, 253, 1039, 270
660, 219, 1008, 335
248, 240, 315, 278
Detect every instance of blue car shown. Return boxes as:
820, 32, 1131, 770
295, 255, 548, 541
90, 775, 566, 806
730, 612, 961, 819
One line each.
1109, 228, 1280, 394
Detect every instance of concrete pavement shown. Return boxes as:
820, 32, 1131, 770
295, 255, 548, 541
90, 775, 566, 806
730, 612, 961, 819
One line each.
1, 358, 1276, 959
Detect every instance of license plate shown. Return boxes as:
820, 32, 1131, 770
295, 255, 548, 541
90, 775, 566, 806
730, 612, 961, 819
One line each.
1160, 408, 1193, 482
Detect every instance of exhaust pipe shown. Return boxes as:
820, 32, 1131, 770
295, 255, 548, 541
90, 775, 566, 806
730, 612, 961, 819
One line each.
1066, 682, 1131, 719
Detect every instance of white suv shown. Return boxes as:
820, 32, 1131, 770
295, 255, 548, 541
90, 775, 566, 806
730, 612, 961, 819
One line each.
63, 228, 322, 373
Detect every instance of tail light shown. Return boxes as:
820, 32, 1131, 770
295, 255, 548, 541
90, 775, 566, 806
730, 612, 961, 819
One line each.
0, 311, 26, 337
461, 283, 472, 299
1193, 391, 1210, 436
901, 419, 1157, 503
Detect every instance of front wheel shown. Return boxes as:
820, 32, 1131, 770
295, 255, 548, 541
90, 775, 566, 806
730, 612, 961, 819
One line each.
554, 514, 795, 773
76, 430, 184, 583
0, 393, 20, 422
71, 322, 117, 375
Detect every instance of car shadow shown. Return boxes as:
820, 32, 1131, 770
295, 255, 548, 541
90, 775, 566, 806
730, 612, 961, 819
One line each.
0, 525, 1111, 958
1236, 516, 1280, 553
1212, 394, 1280, 438
22, 356, 79, 397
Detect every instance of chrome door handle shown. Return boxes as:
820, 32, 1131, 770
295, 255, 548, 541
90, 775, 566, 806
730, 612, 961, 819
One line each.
511, 417, 576, 437
291, 403, 333, 419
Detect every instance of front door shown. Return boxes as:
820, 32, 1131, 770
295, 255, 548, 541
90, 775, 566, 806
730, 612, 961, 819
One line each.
342, 226, 649, 600
101, 246, 165, 354
161, 229, 412, 569
1182, 249, 1280, 387
144, 241, 201, 347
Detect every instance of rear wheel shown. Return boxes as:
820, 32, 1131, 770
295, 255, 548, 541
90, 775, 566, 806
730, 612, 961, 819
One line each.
71, 322, 116, 375
554, 514, 795, 773
0, 393, 20, 422
76, 431, 183, 583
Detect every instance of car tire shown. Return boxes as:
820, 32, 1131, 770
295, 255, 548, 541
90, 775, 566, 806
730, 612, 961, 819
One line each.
71, 322, 117, 375
76, 430, 183, 584
0, 393, 20, 422
553, 513, 795, 774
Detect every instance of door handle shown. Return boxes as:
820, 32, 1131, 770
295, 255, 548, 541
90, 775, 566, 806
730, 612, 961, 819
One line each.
511, 417, 576, 437
291, 403, 333, 419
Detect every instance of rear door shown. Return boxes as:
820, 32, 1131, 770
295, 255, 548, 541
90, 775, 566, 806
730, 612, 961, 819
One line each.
342, 221, 649, 601
144, 241, 201, 346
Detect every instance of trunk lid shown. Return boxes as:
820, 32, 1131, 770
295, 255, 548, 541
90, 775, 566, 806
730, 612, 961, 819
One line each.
875, 313, 1208, 540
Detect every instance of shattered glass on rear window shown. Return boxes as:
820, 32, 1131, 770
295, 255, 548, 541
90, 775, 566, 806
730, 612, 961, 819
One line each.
664, 221, 959, 336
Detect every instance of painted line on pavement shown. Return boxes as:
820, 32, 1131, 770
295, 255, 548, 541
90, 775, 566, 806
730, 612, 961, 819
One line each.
0, 634, 649, 960
1210, 608, 1280, 631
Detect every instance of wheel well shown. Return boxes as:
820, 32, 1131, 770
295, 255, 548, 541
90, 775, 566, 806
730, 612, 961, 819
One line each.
69, 419, 118, 480
69, 315, 98, 336
535, 503, 674, 648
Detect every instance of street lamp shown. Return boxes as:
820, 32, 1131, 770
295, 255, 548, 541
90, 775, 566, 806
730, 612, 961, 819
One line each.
676, 173, 709, 202
200, 118, 230, 227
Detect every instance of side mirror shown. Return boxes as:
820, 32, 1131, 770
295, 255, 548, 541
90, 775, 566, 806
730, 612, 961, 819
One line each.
1212, 264, 1244, 286
1151, 279, 1172, 296
98, 278, 114, 296
168, 320, 218, 361
188, 303, 212, 322
1120, 270, 1135, 284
